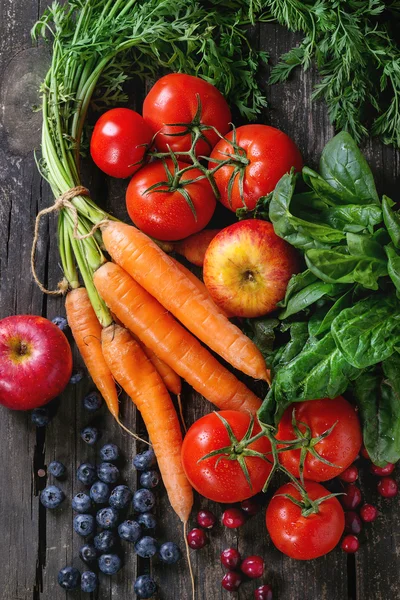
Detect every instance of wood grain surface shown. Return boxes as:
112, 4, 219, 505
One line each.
0, 3, 399, 600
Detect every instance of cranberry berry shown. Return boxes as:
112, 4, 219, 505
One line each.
255, 585, 273, 600
187, 528, 207, 550
345, 511, 362, 535
221, 571, 242, 592
360, 504, 378, 523
341, 485, 362, 510
220, 548, 241, 570
196, 509, 216, 529
222, 508, 246, 529
339, 465, 358, 483
341, 535, 359, 554
240, 555, 264, 579
371, 463, 395, 476
377, 477, 398, 498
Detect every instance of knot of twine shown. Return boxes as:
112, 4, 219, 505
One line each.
31, 186, 109, 296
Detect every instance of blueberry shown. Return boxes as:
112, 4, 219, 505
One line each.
31, 407, 50, 427
79, 544, 98, 564
52, 316, 68, 331
140, 470, 159, 489
58, 566, 81, 590
109, 485, 132, 509
100, 443, 120, 462
96, 506, 119, 529
98, 553, 122, 575
134, 574, 157, 599
133, 448, 156, 471
135, 536, 158, 558
97, 462, 119, 484
40, 485, 65, 509
137, 512, 157, 530
133, 489, 155, 513
118, 519, 142, 543
94, 530, 116, 553
81, 570, 98, 593
48, 461, 66, 479
83, 391, 103, 412
159, 541, 182, 564
81, 426, 99, 446
70, 368, 84, 384
72, 492, 92, 513
77, 463, 97, 486
90, 481, 110, 504
74, 514, 95, 537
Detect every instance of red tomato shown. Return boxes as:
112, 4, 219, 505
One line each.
276, 397, 362, 482
266, 481, 345, 560
126, 159, 216, 241
90, 108, 153, 178
181, 410, 272, 503
143, 73, 231, 156
209, 124, 303, 212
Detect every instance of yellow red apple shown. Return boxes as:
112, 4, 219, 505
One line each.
203, 220, 299, 318
0, 315, 73, 410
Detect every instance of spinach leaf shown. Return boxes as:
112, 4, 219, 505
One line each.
272, 322, 309, 371
308, 287, 354, 337
331, 293, 400, 368
302, 166, 349, 205
305, 245, 388, 290
319, 131, 379, 205
385, 243, 400, 295
258, 330, 360, 426
318, 204, 382, 234
269, 172, 345, 249
278, 270, 318, 308
354, 355, 400, 467
382, 195, 400, 248
278, 281, 348, 319
243, 317, 279, 359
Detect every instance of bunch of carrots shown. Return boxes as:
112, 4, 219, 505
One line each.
63, 217, 270, 525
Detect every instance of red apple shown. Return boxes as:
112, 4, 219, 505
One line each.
203, 220, 299, 318
0, 315, 73, 410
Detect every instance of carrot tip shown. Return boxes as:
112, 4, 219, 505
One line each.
177, 393, 187, 434
184, 520, 196, 600
116, 417, 151, 446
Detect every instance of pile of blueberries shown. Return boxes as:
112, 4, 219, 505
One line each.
39, 391, 182, 599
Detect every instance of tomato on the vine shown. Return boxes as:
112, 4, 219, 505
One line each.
266, 481, 345, 560
209, 124, 303, 212
125, 158, 216, 241
90, 108, 153, 178
181, 410, 272, 503
143, 73, 231, 157
276, 397, 362, 482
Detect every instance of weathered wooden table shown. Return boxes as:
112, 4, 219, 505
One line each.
1, 3, 400, 600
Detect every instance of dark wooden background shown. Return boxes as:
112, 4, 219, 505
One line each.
1, 2, 400, 600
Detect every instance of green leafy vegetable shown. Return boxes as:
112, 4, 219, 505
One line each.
278, 281, 348, 320
331, 293, 400, 368
354, 354, 400, 467
385, 243, 400, 295
308, 288, 354, 338
382, 196, 400, 248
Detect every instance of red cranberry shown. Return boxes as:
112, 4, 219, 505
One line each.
222, 508, 246, 529
341, 484, 362, 510
341, 535, 359, 553
360, 504, 378, 523
241, 498, 261, 516
339, 465, 358, 483
187, 528, 207, 549
221, 548, 242, 570
371, 462, 395, 476
240, 555, 264, 579
377, 476, 398, 498
345, 511, 362, 535
255, 585, 273, 600
361, 446, 370, 460
221, 571, 242, 592
196, 509, 216, 529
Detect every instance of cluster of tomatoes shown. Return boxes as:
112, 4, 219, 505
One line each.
90, 73, 303, 241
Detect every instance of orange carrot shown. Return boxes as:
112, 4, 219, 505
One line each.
173, 229, 221, 266
101, 324, 193, 522
101, 221, 268, 382
66, 288, 119, 418
170, 257, 232, 319
134, 336, 182, 396
94, 262, 262, 414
